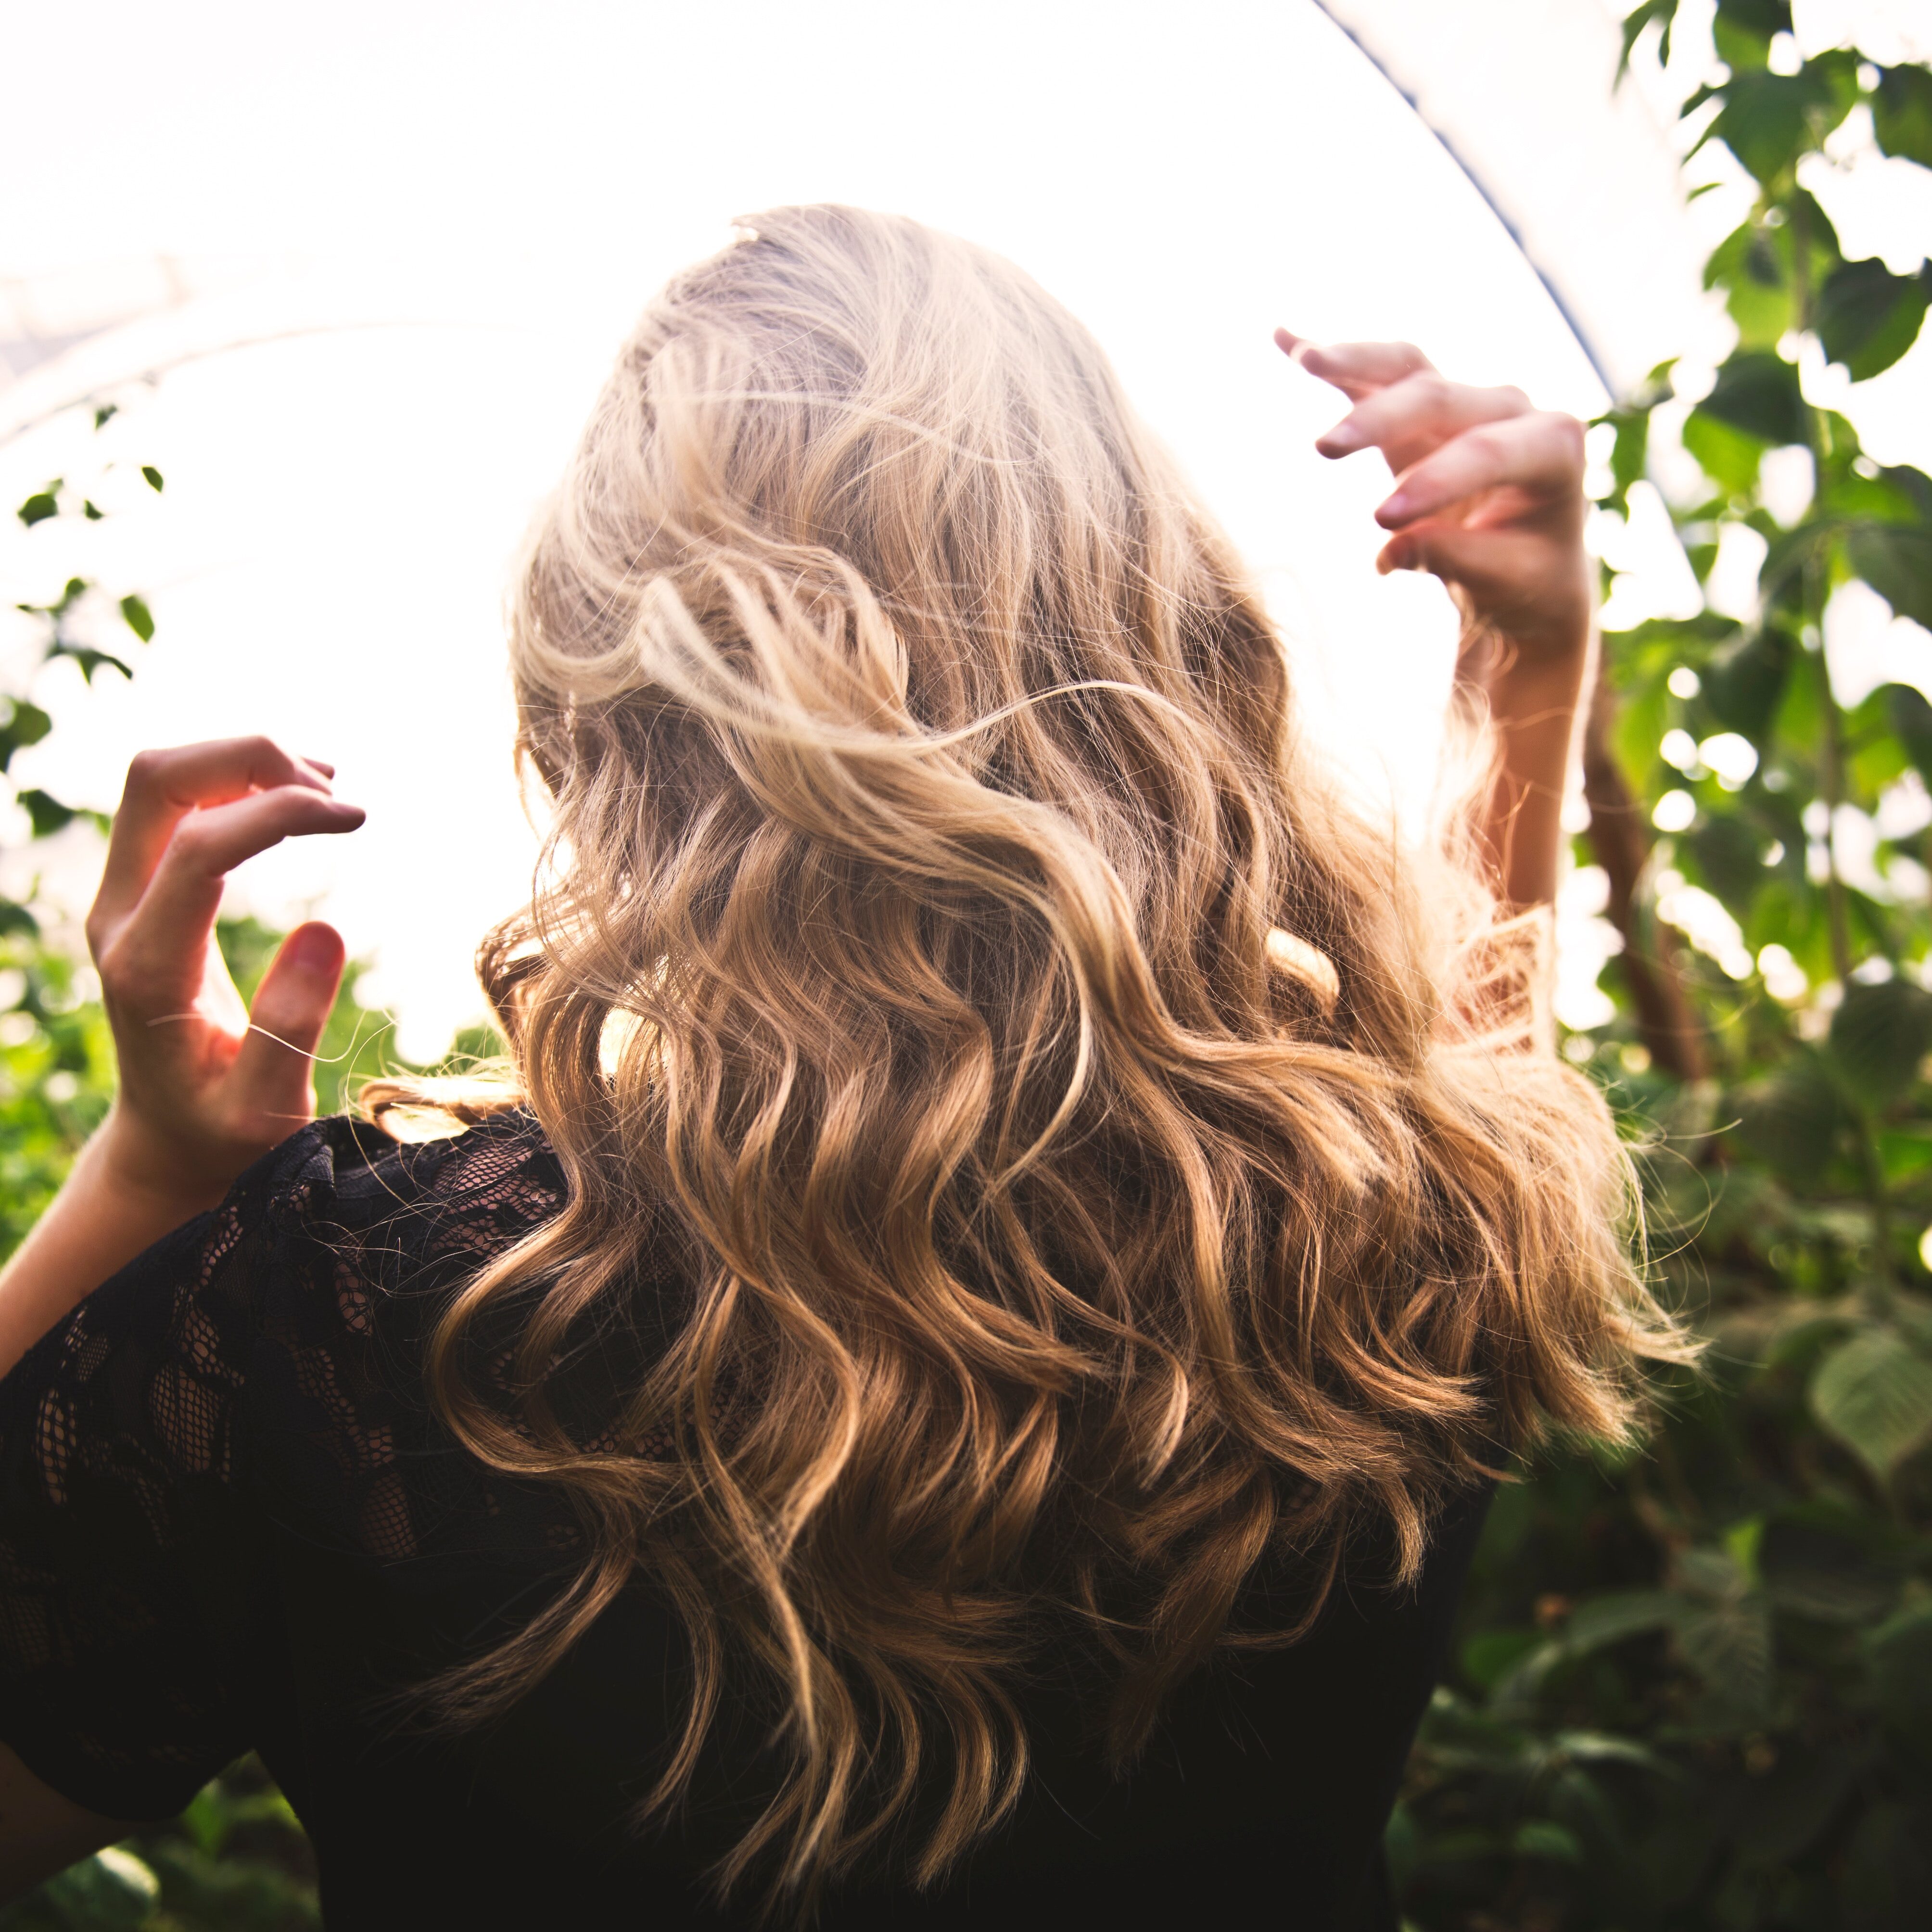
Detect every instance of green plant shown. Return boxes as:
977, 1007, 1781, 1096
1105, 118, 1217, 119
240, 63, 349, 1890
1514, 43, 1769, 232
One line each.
1, 410, 470, 1932
1394, 6, 1932, 1928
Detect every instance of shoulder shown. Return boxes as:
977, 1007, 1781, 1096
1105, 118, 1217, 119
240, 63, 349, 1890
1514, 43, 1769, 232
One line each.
19, 1110, 567, 1411
193, 1110, 569, 1381
225, 1107, 566, 1264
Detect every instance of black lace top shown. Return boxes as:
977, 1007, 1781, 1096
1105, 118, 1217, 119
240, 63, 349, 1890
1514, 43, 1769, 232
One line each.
0, 1112, 1487, 1931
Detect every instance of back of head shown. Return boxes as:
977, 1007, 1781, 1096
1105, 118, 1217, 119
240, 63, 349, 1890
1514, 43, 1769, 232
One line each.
401, 204, 1675, 1912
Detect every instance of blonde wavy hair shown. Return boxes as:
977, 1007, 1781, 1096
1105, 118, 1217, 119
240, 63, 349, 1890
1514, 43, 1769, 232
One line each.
369, 203, 1677, 1913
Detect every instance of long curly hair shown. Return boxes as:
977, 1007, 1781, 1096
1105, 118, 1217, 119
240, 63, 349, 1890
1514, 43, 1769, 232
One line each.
369, 203, 1679, 1914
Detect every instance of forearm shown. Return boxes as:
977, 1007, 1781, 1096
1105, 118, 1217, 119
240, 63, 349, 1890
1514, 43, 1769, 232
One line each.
0, 1108, 220, 1379
1464, 629, 1591, 912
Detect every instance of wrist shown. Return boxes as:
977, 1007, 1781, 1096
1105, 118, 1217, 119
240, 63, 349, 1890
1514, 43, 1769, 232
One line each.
0, 1103, 222, 1377
94, 1103, 233, 1220
1468, 623, 1589, 724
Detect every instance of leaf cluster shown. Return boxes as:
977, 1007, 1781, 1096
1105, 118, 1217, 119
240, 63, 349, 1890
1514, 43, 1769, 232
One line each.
0, 409, 464, 1932
1398, 8, 1932, 1928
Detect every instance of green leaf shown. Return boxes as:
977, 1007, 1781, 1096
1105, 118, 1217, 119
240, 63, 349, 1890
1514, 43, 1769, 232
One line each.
1617, 0, 1679, 84
48, 642, 134, 684
1879, 1124, 1932, 1183
1712, 0, 1790, 75
181, 1781, 235, 1858
118, 593, 154, 642
1611, 667, 1669, 789
1865, 1603, 1932, 1748
1846, 686, 1913, 799
38, 1847, 159, 1932
1771, 643, 1826, 760
1701, 67, 1853, 183
1592, 402, 1652, 513
1462, 1627, 1542, 1690
1809, 1326, 1932, 1477
1732, 1749, 1861, 1865
1872, 64, 1932, 167
1706, 221, 1793, 349
0, 698, 53, 774
1686, 810, 1766, 915
1886, 686, 1932, 793
140, 464, 164, 492
1563, 1589, 1683, 1654
15, 575, 93, 623
16, 788, 78, 839
1684, 413, 1766, 497
1843, 1798, 1932, 1916
92, 402, 118, 430
1704, 192, 1843, 355
1550, 1729, 1674, 1772
1513, 1819, 1584, 1863
1841, 465, 1932, 629
1733, 1055, 1848, 1183
1818, 257, 1931, 381
1829, 976, 1932, 1108
1760, 1505, 1905, 1622
1698, 351, 1808, 445
1716, 0, 1791, 38
1676, 1596, 1775, 1714
15, 487, 59, 527
1705, 626, 1793, 738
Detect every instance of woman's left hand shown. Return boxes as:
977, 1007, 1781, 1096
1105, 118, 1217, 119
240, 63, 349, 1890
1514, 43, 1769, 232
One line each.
85, 737, 366, 1213
1276, 331, 1591, 667
0, 737, 365, 1380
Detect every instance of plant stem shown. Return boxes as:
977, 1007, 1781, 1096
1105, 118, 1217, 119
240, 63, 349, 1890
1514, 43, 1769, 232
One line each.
1818, 653, 1856, 988
1581, 658, 1710, 1080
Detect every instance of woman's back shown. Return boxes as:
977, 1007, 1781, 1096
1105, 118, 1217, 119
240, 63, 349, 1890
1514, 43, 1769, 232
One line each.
0, 1112, 1485, 1927
0, 205, 1677, 1923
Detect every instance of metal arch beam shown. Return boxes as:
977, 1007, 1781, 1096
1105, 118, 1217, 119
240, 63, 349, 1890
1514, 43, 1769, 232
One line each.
1306, 0, 1621, 399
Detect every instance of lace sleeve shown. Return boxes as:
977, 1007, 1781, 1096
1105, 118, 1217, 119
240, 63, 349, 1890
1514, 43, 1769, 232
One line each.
0, 1120, 412, 1820
0, 1111, 579, 1822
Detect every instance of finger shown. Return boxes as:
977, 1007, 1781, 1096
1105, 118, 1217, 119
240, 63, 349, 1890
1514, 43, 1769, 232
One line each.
1316, 371, 1531, 467
232, 921, 346, 1124
1375, 520, 1566, 614
93, 737, 339, 936
1375, 412, 1584, 530
1275, 330, 1435, 401
102, 787, 364, 1012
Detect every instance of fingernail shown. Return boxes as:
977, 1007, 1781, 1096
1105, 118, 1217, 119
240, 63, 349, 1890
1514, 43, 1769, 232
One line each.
287, 925, 339, 973
1377, 491, 1413, 525
1319, 422, 1364, 455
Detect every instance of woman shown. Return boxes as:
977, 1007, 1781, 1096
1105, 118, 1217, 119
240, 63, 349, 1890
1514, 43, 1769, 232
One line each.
0, 206, 1674, 1928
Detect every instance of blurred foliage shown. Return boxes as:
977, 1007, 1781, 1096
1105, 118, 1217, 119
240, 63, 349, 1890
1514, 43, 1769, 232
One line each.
1395, 6, 1932, 1929
0, 419, 488, 1930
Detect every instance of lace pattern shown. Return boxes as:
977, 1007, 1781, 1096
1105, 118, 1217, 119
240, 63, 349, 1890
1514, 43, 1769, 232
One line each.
0, 1110, 572, 1819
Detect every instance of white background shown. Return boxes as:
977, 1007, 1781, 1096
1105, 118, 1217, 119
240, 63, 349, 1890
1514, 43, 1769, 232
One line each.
1, 0, 1927, 1054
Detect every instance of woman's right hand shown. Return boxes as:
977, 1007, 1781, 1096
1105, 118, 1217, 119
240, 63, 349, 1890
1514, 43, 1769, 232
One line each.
84, 737, 365, 1214
1275, 331, 1591, 668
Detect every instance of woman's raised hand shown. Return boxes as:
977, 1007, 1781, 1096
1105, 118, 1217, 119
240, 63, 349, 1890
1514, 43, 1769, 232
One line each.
1276, 331, 1591, 665
84, 738, 365, 1213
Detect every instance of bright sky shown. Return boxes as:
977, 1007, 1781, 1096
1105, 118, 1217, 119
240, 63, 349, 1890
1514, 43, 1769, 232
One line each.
2, 0, 1928, 1054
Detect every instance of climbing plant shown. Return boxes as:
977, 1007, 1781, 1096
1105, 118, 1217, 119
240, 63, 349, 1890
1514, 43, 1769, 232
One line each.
1395, 6, 1932, 1928
0, 413, 438, 1932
